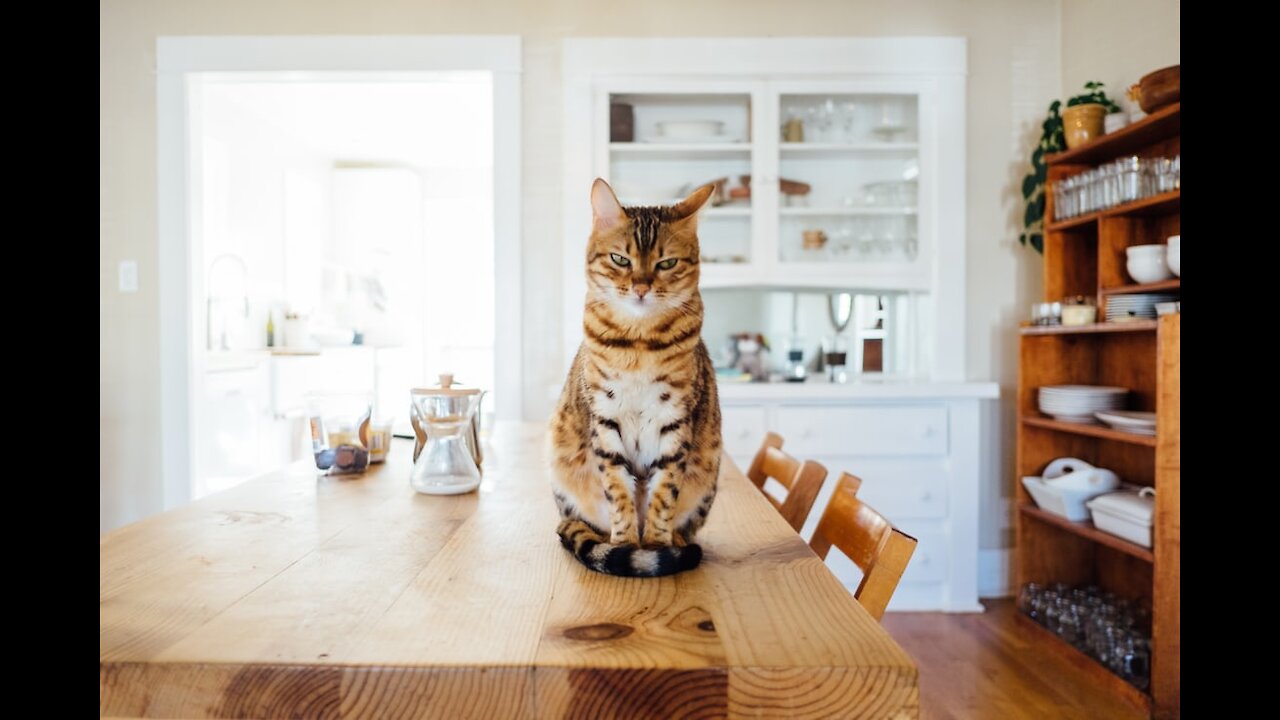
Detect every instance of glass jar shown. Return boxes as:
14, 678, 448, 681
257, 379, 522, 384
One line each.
306, 392, 373, 475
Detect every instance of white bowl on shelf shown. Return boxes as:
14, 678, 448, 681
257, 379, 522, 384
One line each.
1167, 235, 1180, 276
1126, 243, 1167, 255
1126, 245, 1173, 283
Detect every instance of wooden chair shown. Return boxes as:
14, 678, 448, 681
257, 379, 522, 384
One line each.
744, 432, 827, 532
809, 472, 918, 621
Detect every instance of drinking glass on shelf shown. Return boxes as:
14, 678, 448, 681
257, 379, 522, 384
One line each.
805, 99, 836, 143
1061, 603, 1085, 649
874, 100, 907, 139
899, 235, 919, 261
838, 100, 858, 143
1152, 157, 1176, 193
829, 226, 856, 261
1118, 156, 1142, 203
1018, 583, 1043, 621
1117, 632, 1151, 690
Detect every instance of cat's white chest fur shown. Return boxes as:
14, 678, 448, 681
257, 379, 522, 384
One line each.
596, 371, 681, 474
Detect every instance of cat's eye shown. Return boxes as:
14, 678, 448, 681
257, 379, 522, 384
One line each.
656, 258, 678, 270
610, 253, 631, 267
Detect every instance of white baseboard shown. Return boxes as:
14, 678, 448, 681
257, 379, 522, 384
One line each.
979, 548, 1013, 598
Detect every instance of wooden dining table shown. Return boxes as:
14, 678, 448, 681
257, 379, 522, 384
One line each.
100, 423, 918, 718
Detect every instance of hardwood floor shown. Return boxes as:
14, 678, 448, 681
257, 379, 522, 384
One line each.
882, 599, 1146, 720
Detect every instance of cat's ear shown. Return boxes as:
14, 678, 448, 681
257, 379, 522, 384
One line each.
591, 178, 626, 231
669, 183, 716, 222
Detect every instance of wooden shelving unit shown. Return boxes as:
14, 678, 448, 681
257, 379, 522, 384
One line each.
1046, 190, 1180, 231
1017, 105, 1180, 719
1020, 415, 1158, 447
1046, 102, 1180, 165
1019, 320, 1157, 336
1019, 504, 1154, 563
1103, 279, 1180, 296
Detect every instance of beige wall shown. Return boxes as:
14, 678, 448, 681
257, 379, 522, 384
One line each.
101, 0, 1062, 538
1061, 0, 1180, 113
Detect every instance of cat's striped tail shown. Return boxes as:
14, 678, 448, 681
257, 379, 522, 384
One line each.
557, 519, 702, 577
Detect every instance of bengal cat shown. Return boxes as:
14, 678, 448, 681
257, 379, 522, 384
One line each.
550, 178, 722, 577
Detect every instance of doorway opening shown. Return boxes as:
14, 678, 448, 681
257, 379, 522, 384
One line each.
158, 37, 522, 506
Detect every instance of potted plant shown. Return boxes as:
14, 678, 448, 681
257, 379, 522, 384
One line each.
1061, 81, 1122, 149
1019, 82, 1122, 253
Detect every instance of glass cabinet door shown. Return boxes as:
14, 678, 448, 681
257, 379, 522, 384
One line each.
775, 91, 920, 266
605, 91, 754, 265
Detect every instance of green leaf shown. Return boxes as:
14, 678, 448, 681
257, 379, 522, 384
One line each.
1024, 198, 1042, 226
1035, 162, 1047, 183
1031, 147, 1044, 166
1022, 174, 1037, 199
1029, 233, 1044, 254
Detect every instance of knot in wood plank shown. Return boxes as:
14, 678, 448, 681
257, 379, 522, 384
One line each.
562, 622, 634, 641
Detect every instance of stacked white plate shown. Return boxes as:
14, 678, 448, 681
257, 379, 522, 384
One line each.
1094, 410, 1157, 435
1106, 294, 1178, 322
1038, 385, 1128, 423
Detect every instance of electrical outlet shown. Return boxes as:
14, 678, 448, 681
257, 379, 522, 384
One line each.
118, 260, 138, 293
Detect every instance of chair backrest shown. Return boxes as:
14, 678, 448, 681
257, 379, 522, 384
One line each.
809, 472, 918, 621
744, 432, 827, 532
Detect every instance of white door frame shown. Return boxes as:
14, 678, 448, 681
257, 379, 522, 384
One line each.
157, 36, 523, 511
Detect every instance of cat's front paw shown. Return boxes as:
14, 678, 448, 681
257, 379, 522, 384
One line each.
610, 528, 640, 546
642, 527, 674, 547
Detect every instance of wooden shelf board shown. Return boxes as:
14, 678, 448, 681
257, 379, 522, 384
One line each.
1101, 279, 1180, 296
1047, 191, 1180, 232
1047, 213, 1098, 231
1019, 320, 1157, 336
1020, 415, 1158, 447
1046, 103, 1180, 166
1019, 503, 1155, 563
1014, 613, 1153, 715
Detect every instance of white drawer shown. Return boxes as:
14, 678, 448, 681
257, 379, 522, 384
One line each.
775, 404, 948, 457
839, 459, 949, 521
821, 526, 946, 588
899, 526, 947, 584
799, 458, 948, 540
720, 405, 767, 457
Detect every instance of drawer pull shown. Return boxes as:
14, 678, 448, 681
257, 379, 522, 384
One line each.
919, 490, 932, 502
920, 425, 936, 439
800, 427, 814, 439
736, 427, 751, 439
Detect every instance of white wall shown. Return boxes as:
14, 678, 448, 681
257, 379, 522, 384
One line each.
1061, 0, 1180, 114
101, 0, 1064, 536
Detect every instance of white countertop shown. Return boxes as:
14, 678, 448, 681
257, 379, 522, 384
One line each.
716, 377, 1000, 400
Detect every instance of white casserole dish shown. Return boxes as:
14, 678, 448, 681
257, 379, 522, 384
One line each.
1022, 458, 1120, 521
1086, 488, 1155, 548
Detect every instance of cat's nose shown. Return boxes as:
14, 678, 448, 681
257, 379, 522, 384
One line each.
633, 284, 651, 299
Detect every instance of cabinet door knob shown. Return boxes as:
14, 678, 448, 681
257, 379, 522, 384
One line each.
737, 427, 750, 439
801, 427, 814, 439
920, 425, 935, 439
920, 490, 932, 502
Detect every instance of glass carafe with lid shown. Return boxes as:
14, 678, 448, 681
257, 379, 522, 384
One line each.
409, 375, 483, 495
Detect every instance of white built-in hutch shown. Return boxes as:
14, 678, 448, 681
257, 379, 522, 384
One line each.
562, 38, 998, 611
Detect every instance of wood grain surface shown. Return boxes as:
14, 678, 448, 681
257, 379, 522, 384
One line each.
101, 423, 917, 719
